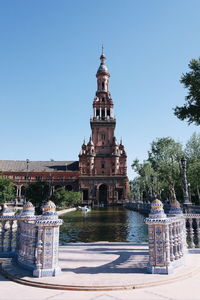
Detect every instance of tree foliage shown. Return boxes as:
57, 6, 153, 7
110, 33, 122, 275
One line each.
185, 132, 200, 203
0, 176, 15, 204
131, 137, 183, 202
174, 58, 200, 125
51, 188, 81, 207
148, 137, 183, 201
25, 181, 50, 209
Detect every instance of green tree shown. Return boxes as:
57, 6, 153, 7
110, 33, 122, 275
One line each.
148, 137, 183, 201
185, 132, 200, 203
51, 188, 81, 207
131, 159, 157, 201
174, 58, 200, 125
0, 176, 15, 204
25, 181, 50, 209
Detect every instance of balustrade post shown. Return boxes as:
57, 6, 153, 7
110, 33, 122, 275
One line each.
16, 202, 36, 268
8, 220, 14, 252
173, 222, 179, 260
188, 218, 195, 249
145, 199, 185, 274
0, 221, 6, 252
169, 223, 175, 261
197, 219, 200, 248
165, 224, 171, 266
33, 201, 63, 277
145, 199, 172, 274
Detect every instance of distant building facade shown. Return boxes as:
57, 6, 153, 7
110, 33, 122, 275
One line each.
0, 53, 129, 205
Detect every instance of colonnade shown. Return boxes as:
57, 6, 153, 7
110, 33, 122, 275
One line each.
93, 107, 113, 119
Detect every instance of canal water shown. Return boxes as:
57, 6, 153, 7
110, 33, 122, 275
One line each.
59, 206, 148, 244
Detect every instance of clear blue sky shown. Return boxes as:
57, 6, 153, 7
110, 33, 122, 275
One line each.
0, 0, 199, 179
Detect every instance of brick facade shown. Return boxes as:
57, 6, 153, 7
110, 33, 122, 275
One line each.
0, 53, 129, 204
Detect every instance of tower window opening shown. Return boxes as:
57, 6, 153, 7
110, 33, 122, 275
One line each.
102, 109, 105, 118
96, 109, 100, 116
101, 133, 105, 140
107, 110, 110, 116
102, 81, 105, 90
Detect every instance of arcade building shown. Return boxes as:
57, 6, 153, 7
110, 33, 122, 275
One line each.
0, 53, 129, 205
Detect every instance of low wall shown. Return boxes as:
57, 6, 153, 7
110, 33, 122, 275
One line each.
57, 207, 76, 216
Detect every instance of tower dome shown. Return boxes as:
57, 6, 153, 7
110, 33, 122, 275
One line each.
96, 52, 110, 77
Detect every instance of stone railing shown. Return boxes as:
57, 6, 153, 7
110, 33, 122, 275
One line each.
145, 199, 186, 274
184, 214, 200, 249
0, 216, 18, 255
0, 201, 63, 277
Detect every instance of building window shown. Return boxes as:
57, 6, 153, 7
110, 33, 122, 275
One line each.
102, 81, 105, 90
101, 163, 105, 168
101, 133, 105, 140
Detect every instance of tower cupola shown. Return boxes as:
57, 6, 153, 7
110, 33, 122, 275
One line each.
96, 53, 110, 77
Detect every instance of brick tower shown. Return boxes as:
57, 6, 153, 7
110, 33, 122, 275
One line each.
79, 51, 128, 205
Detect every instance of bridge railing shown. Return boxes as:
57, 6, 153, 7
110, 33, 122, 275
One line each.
0, 201, 63, 277
184, 214, 200, 249
0, 217, 18, 255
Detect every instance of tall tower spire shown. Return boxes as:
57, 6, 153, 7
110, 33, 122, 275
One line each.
79, 52, 128, 205
93, 51, 113, 121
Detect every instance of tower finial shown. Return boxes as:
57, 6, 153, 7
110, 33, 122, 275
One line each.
102, 44, 104, 55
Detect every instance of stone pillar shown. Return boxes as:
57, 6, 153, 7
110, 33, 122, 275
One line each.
145, 199, 185, 274
18, 186, 22, 198
33, 201, 63, 277
16, 202, 36, 268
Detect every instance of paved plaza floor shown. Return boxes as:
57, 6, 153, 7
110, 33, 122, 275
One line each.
1, 243, 200, 300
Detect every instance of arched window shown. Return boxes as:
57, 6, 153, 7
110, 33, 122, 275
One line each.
101, 133, 105, 140
102, 81, 105, 90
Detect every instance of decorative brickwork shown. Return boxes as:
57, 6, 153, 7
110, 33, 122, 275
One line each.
79, 52, 129, 205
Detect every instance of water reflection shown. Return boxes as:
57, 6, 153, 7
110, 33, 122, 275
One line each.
59, 207, 148, 244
